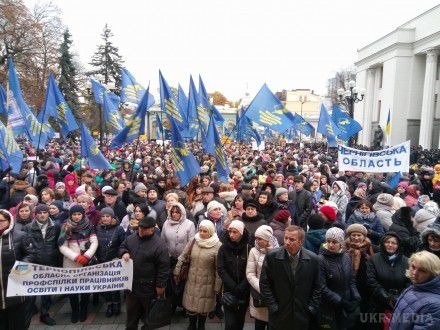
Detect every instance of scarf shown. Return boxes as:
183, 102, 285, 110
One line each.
58, 217, 93, 246
345, 237, 374, 274
208, 213, 222, 222
195, 232, 220, 249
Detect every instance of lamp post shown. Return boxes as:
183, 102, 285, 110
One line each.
298, 95, 308, 143
337, 80, 365, 147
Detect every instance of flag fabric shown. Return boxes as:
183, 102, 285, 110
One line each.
198, 75, 225, 124
121, 68, 155, 108
244, 83, 296, 133
0, 121, 23, 173
186, 76, 201, 138
211, 117, 230, 182
386, 109, 391, 136
103, 92, 125, 133
90, 79, 121, 106
36, 111, 55, 139
202, 117, 216, 155
196, 76, 212, 132
177, 84, 188, 119
41, 73, 79, 137
81, 123, 112, 169
293, 114, 315, 136
317, 104, 342, 147
388, 172, 401, 189
331, 104, 362, 141
0, 85, 6, 116
111, 85, 151, 148
155, 113, 172, 140
237, 109, 261, 145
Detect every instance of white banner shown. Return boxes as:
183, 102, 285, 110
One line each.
337, 141, 410, 173
7, 260, 133, 297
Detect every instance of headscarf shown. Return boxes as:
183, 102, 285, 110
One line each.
195, 220, 220, 248
58, 205, 94, 246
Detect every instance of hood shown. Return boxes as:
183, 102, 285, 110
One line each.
392, 206, 412, 227
379, 231, 402, 255
333, 181, 346, 195
373, 202, 394, 213
421, 223, 440, 245
167, 202, 187, 224
413, 275, 440, 295
414, 209, 437, 225
306, 229, 326, 246
0, 210, 15, 236
423, 201, 440, 217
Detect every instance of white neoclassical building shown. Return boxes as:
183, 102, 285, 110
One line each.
354, 4, 440, 148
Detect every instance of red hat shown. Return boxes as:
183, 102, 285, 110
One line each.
319, 205, 336, 222
274, 209, 291, 223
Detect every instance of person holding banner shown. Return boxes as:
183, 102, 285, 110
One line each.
58, 205, 98, 323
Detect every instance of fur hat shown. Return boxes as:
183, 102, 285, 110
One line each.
275, 187, 288, 198
346, 224, 368, 236
255, 225, 274, 242
35, 204, 49, 214
207, 200, 223, 213
325, 227, 345, 243
308, 214, 325, 230
376, 193, 394, 206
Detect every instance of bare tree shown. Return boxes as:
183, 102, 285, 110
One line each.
327, 67, 356, 104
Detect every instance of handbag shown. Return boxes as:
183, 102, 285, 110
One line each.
176, 238, 195, 283
147, 296, 172, 329
251, 288, 266, 307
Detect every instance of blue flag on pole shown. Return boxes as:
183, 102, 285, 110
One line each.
111, 85, 151, 148
237, 109, 261, 145
317, 104, 342, 147
177, 84, 188, 120
293, 114, 315, 136
186, 76, 201, 138
7, 58, 28, 135
121, 68, 155, 108
198, 75, 224, 124
0, 85, 6, 116
103, 92, 125, 133
41, 73, 79, 137
81, 123, 112, 169
155, 113, 172, 140
388, 172, 402, 189
211, 117, 230, 182
202, 116, 216, 155
244, 84, 296, 133
36, 111, 55, 139
90, 79, 121, 106
331, 104, 362, 141
0, 121, 23, 173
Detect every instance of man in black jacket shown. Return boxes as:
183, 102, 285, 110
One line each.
96, 188, 127, 222
260, 225, 321, 330
288, 176, 312, 230
24, 204, 61, 326
119, 216, 169, 330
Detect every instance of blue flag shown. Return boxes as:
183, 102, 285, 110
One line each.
169, 119, 201, 187
41, 73, 79, 137
211, 117, 230, 182
388, 172, 402, 189
81, 123, 112, 169
293, 114, 315, 136
198, 75, 225, 124
237, 109, 261, 145
202, 117, 216, 155
90, 79, 121, 106
177, 84, 188, 119
245, 84, 296, 133
0, 121, 23, 173
155, 113, 172, 140
186, 76, 201, 138
36, 111, 55, 139
111, 85, 151, 148
331, 104, 362, 141
317, 104, 342, 147
121, 68, 155, 108
0, 85, 6, 116
103, 92, 125, 133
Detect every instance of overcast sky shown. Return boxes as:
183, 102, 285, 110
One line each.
25, 0, 440, 101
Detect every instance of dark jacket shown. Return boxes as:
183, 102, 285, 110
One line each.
241, 212, 266, 245
304, 229, 326, 254
270, 219, 288, 246
260, 247, 321, 330
366, 233, 410, 314
147, 198, 167, 221
23, 219, 61, 267
419, 224, 440, 259
14, 218, 32, 232
96, 200, 127, 223
288, 189, 312, 230
96, 222, 126, 263
345, 195, 363, 220
118, 232, 169, 297
217, 229, 251, 298
346, 211, 385, 245
389, 207, 420, 257
258, 201, 277, 224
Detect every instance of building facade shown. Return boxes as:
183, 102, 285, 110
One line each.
284, 89, 324, 127
354, 4, 440, 148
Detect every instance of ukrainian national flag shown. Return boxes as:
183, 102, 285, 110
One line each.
386, 109, 391, 136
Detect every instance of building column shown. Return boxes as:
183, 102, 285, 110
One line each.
419, 49, 439, 149
362, 68, 376, 146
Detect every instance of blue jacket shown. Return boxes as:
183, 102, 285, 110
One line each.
346, 211, 384, 245
390, 276, 440, 330
305, 229, 326, 254
96, 223, 127, 262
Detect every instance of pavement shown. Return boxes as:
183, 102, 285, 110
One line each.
29, 296, 254, 329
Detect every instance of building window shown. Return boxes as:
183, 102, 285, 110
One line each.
379, 66, 384, 88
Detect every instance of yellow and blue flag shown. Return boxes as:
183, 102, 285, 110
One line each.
0, 85, 6, 116
177, 84, 188, 119
208, 117, 230, 182
317, 104, 342, 147
293, 113, 315, 136
237, 108, 261, 145
244, 83, 296, 133
121, 68, 155, 108
81, 123, 112, 170
386, 109, 391, 136
198, 75, 224, 124
111, 85, 151, 148
103, 92, 125, 133
155, 113, 172, 140
186, 76, 200, 139
41, 73, 79, 137
90, 79, 121, 106
331, 104, 362, 141
0, 121, 23, 173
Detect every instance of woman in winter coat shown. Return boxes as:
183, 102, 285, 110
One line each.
8, 178, 30, 208
95, 207, 126, 318
64, 174, 78, 199
58, 205, 98, 323
241, 201, 266, 245
197, 201, 228, 239
390, 251, 440, 330
319, 227, 361, 330
246, 225, 278, 330
373, 193, 395, 231
76, 194, 100, 228
345, 187, 366, 221
14, 203, 33, 232
257, 191, 277, 224
174, 220, 222, 330
270, 209, 290, 246
227, 194, 246, 221
389, 207, 420, 257
419, 224, 440, 259
346, 200, 384, 245
329, 181, 349, 222
49, 200, 69, 226
0, 209, 29, 329
54, 182, 72, 209
366, 232, 410, 330
413, 201, 440, 233
217, 220, 251, 330
403, 184, 421, 207
304, 214, 326, 254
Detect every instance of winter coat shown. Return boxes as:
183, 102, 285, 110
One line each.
147, 198, 167, 221
259, 247, 321, 330
389, 207, 420, 257
346, 195, 363, 221
161, 203, 196, 258
269, 219, 288, 246
373, 202, 395, 231
346, 210, 385, 245
390, 276, 440, 330
318, 246, 360, 329
329, 181, 349, 222
242, 212, 266, 245
96, 200, 127, 223
14, 218, 32, 232
419, 224, 440, 259
288, 188, 313, 230
366, 233, 410, 315
197, 213, 226, 239
59, 224, 98, 268
258, 201, 277, 224
119, 233, 169, 297
413, 209, 437, 233
51, 210, 69, 226
246, 245, 269, 322
304, 229, 326, 254
23, 219, 62, 267
9, 180, 30, 208
174, 237, 222, 314
95, 222, 126, 262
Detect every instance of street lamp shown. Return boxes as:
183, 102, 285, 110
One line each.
298, 95, 308, 143
337, 80, 365, 146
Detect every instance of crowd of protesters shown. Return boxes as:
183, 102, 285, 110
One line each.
0, 137, 439, 330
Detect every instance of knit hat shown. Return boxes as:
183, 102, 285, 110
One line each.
326, 227, 345, 243
319, 205, 337, 222
308, 214, 325, 230
324, 201, 338, 212
207, 200, 223, 213
255, 225, 274, 242
134, 183, 147, 193
275, 187, 288, 198
24, 194, 39, 205
35, 204, 49, 214
229, 220, 244, 235
274, 209, 291, 223
423, 201, 440, 217
346, 223, 368, 236
357, 182, 367, 189
50, 200, 64, 212
376, 193, 394, 206
69, 205, 85, 217
199, 220, 216, 237
244, 200, 258, 210
100, 207, 115, 218
101, 186, 113, 194
55, 182, 65, 189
